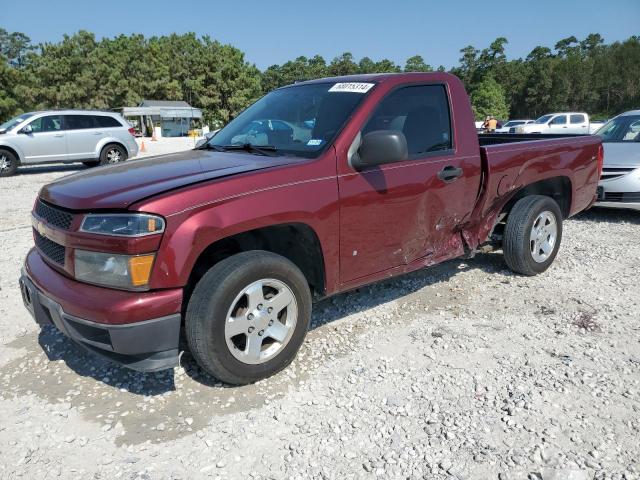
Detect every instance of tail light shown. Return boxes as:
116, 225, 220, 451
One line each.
596, 143, 604, 179
128, 127, 136, 136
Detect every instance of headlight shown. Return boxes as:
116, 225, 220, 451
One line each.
80, 213, 165, 237
74, 250, 156, 290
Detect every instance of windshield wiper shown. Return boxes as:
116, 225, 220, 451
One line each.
196, 142, 225, 151
218, 143, 279, 156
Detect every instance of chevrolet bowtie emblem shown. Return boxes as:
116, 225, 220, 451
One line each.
37, 221, 47, 237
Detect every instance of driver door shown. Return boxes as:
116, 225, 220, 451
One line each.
338, 84, 479, 283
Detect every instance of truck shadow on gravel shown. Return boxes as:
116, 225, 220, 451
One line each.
1, 250, 505, 445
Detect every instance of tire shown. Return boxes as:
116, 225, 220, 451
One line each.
185, 250, 312, 385
99, 144, 127, 165
0, 149, 19, 177
82, 160, 100, 167
503, 195, 563, 276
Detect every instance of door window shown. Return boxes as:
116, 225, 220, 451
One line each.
363, 85, 452, 157
570, 114, 586, 124
549, 115, 567, 125
29, 115, 63, 133
65, 115, 97, 130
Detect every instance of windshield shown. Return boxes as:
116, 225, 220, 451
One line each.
595, 114, 640, 142
534, 115, 553, 124
503, 121, 525, 127
0, 112, 34, 132
209, 82, 373, 158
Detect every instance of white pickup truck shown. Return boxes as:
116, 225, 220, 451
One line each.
515, 112, 602, 135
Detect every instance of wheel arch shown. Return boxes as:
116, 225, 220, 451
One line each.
184, 222, 327, 310
0, 144, 22, 164
502, 176, 573, 219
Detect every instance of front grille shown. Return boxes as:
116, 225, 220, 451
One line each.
34, 230, 66, 266
601, 168, 635, 181
603, 192, 640, 203
34, 199, 73, 230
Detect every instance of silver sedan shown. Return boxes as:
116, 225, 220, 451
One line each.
595, 110, 640, 211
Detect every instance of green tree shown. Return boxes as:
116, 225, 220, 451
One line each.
404, 55, 432, 72
328, 52, 359, 76
0, 28, 33, 67
471, 75, 509, 120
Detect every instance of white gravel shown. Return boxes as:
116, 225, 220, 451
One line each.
0, 166, 638, 480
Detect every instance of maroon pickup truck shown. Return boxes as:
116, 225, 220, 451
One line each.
19, 73, 603, 384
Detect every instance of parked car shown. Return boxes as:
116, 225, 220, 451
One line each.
495, 119, 534, 133
515, 112, 595, 135
0, 110, 138, 177
19, 73, 602, 384
594, 110, 640, 211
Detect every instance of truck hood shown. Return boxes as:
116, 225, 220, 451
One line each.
40, 149, 301, 210
602, 142, 640, 168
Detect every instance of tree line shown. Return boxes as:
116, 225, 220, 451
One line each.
1, 28, 639, 126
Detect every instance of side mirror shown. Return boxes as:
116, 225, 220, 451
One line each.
19, 124, 33, 134
350, 130, 408, 170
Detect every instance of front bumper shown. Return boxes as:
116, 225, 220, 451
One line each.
596, 167, 640, 211
20, 252, 182, 372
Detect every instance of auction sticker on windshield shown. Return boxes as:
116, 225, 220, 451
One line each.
328, 82, 375, 93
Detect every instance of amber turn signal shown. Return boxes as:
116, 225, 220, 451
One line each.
129, 254, 156, 287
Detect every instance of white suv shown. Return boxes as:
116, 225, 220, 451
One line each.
0, 110, 139, 177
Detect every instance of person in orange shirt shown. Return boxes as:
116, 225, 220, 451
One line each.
487, 116, 498, 132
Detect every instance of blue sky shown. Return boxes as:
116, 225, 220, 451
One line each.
2, 0, 638, 69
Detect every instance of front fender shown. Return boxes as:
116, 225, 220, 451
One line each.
144, 176, 341, 293
0, 140, 24, 163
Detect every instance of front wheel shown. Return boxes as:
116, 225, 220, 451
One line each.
185, 250, 312, 385
503, 195, 563, 276
0, 150, 19, 177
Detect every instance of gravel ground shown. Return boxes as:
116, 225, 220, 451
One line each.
0, 166, 638, 480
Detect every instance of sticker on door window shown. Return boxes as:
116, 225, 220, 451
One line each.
328, 82, 375, 93
307, 139, 323, 146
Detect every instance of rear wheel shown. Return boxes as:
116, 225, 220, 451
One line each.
99, 144, 127, 165
0, 150, 18, 177
503, 195, 563, 276
185, 250, 312, 385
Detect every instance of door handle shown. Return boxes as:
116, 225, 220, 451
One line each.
93, 131, 103, 135
437, 166, 463, 182
54, 133, 64, 137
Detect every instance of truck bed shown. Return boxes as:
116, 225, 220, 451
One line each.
469, 134, 602, 247
477, 133, 590, 146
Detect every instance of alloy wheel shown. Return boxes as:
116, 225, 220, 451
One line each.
224, 278, 298, 365
106, 148, 122, 163
530, 210, 557, 263
0, 154, 11, 172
